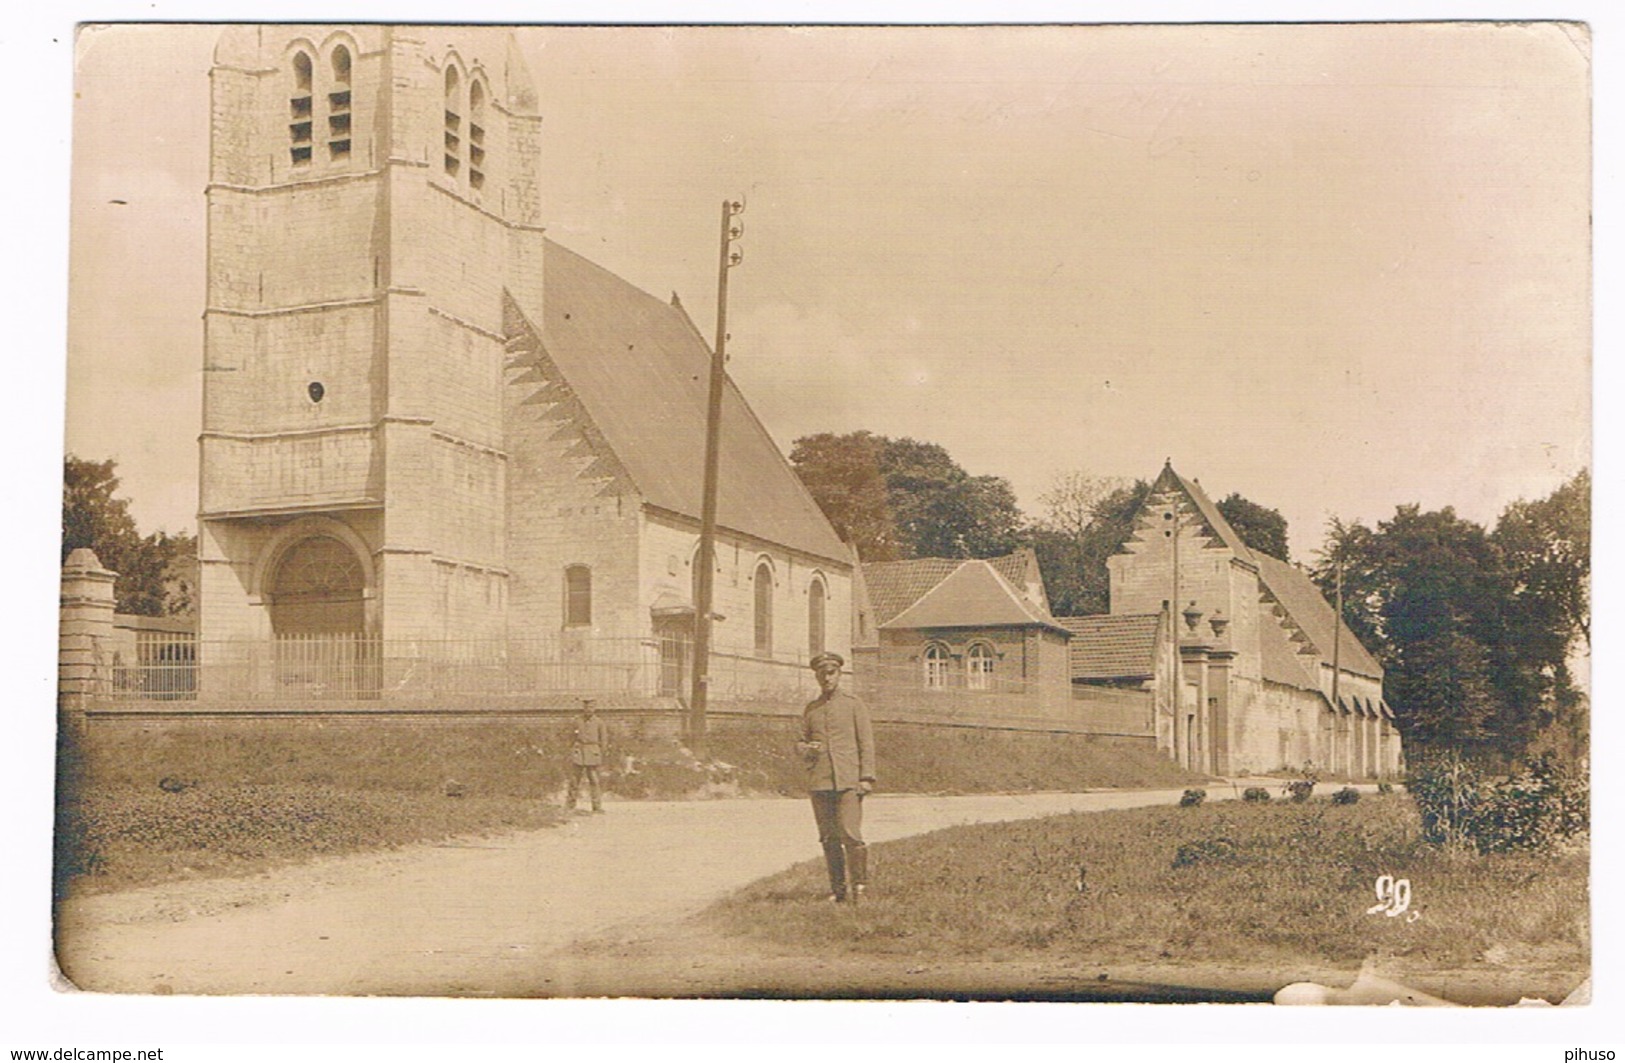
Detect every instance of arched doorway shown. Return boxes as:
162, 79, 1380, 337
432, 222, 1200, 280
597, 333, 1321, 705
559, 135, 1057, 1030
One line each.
267, 534, 375, 697
268, 535, 366, 634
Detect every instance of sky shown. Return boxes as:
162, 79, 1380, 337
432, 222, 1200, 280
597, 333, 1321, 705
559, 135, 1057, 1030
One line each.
62, 19, 1592, 563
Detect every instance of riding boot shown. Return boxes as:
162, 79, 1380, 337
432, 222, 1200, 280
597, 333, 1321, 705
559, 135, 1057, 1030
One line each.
847, 843, 869, 890
822, 840, 848, 899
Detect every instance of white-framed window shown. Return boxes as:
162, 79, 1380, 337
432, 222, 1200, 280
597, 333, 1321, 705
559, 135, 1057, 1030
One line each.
966, 641, 995, 690
923, 642, 950, 690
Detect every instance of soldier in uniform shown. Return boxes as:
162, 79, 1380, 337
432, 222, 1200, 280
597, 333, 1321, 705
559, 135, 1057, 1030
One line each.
798, 652, 876, 902
567, 697, 609, 814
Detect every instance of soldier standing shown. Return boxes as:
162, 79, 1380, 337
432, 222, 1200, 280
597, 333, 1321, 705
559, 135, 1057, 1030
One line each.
567, 698, 609, 814
798, 652, 876, 902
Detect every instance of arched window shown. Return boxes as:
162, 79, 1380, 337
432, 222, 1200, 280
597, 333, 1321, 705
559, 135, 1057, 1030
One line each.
923, 643, 950, 690
290, 51, 314, 166
807, 578, 826, 658
443, 65, 462, 177
966, 641, 995, 691
468, 78, 487, 190
328, 46, 352, 161
753, 561, 774, 657
564, 565, 592, 627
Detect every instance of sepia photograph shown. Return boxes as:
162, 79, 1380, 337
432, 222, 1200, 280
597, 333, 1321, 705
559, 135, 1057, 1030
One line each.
24, 9, 1607, 1049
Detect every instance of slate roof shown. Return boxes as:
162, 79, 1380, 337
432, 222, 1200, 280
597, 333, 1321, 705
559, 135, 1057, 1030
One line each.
1056, 613, 1163, 679
882, 560, 1070, 634
1258, 610, 1323, 690
1255, 553, 1384, 679
507, 240, 848, 565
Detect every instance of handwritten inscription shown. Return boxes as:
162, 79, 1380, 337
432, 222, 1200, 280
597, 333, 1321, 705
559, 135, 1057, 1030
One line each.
1366, 874, 1421, 921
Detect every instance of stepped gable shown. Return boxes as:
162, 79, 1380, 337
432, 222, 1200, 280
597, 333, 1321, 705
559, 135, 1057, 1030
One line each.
1154, 464, 1258, 563
883, 560, 1070, 633
505, 239, 848, 565
1057, 613, 1163, 680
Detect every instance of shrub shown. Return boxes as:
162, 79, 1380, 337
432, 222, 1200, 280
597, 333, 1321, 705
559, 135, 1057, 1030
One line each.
1377, 781, 1394, 795
1331, 786, 1360, 805
1282, 764, 1318, 803
1241, 786, 1271, 803
1407, 752, 1588, 854
1179, 788, 1206, 807
1172, 836, 1238, 868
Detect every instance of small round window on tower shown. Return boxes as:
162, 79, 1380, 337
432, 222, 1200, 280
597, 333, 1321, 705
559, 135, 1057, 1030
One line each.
308, 381, 325, 403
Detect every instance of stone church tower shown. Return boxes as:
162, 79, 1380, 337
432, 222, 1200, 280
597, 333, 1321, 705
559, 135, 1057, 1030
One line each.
198, 27, 543, 644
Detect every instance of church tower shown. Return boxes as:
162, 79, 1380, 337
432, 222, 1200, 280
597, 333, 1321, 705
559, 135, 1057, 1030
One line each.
198, 26, 544, 647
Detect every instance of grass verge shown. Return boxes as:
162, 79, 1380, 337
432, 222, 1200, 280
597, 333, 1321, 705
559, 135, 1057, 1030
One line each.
56, 783, 564, 897
707, 795, 1588, 974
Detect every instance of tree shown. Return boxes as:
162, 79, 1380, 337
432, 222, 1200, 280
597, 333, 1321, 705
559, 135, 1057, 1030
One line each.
1216, 492, 1290, 561
788, 432, 901, 560
62, 455, 195, 616
1027, 478, 1150, 616
1035, 470, 1130, 542
1312, 497, 1583, 760
790, 432, 1024, 561
1494, 469, 1589, 653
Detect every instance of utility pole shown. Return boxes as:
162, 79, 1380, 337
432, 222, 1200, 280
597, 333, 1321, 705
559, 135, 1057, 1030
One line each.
689, 198, 745, 754
1162, 474, 1184, 769
1331, 553, 1344, 775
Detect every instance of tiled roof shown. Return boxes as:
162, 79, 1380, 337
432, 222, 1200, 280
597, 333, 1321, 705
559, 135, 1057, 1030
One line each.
1057, 613, 1162, 679
507, 240, 848, 565
883, 560, 1068, 632
860, 558, 964, 627
1255, 553, 1384, 679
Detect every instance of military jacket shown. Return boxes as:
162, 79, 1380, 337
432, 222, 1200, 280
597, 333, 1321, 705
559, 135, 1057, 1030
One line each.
570, 716, 609, 767
801, 689, 876, 792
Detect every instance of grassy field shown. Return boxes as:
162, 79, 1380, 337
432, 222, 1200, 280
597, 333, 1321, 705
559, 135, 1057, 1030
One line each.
707, 794, 1589, 975
55, 714, 1204, 897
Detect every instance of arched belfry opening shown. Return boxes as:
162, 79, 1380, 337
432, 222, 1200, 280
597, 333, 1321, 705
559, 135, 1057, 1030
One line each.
268, 535, 367, 636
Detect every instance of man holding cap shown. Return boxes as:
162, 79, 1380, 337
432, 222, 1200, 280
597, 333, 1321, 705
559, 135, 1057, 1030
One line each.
798, 652, 876, 902
567, 697, 609, 814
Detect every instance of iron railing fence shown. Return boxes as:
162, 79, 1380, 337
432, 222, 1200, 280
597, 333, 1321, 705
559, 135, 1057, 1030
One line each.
97, 632, 823, 704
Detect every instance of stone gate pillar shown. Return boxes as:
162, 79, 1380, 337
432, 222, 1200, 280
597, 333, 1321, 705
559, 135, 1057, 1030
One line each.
60, 548, 117, 706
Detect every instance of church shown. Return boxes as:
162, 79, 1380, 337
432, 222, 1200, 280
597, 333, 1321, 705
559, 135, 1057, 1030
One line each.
194, 26, 852, 702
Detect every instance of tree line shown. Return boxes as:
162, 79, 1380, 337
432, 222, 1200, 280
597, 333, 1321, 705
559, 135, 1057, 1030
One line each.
789, 431, 1588, 761
62, 456, 196, 617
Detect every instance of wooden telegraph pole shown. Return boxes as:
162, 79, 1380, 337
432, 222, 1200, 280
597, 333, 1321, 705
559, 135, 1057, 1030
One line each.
689, 198, 745, 754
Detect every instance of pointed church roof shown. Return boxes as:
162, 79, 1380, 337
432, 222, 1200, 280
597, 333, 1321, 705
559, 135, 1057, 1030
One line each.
881, 559, 1069, 633
506, 239, 848, 565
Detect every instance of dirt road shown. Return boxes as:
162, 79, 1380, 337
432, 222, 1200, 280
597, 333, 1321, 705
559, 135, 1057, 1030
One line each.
58, 787, 1218, 997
